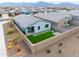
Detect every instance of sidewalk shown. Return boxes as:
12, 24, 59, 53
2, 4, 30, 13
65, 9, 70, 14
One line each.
0, 21, 7, 57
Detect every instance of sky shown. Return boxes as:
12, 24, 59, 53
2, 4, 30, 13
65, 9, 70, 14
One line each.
0, 0, 79, 4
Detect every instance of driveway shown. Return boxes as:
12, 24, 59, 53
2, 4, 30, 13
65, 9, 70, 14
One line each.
0, 21, 8, 57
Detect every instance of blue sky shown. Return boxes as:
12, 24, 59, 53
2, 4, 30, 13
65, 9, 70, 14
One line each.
0, 0, 79, 4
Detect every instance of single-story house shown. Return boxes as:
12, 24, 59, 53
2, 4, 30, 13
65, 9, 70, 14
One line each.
13, 14, 51, 35
0, 10, 9, 18
68, 10, 79, 21
13, 12, 72, 35
9, 10, 21, 17
20, 9, 38, 15
20, 10, 32, 14
9, 10, 15, 16
34, 12, 72, 27
68, 10, 79, 26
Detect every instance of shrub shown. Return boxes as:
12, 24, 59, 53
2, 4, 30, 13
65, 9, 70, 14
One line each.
6, 28, 14, 35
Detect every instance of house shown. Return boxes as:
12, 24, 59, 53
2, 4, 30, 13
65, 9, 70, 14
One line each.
68, 10, 79, 17
9, 10, 15, 16
13, 12, 72, 35
20, 9, 32, 14
13, 14, 51, 35
34, 12, 72, 27
9, 10, 21, 17
20, 9, 38, 15
15, 10, 21, 15
0, 10, 9, 18
68, 10, 79, 26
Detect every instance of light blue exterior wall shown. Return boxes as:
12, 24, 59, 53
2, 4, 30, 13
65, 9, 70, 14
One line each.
13, 19, 51, 35
26, 20, 51, 34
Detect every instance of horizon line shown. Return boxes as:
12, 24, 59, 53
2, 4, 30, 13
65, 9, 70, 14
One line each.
0, 1, 78, 4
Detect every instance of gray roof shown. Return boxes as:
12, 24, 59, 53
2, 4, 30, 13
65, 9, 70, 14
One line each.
34, 12, 71, 23
9, 10, 15, 13
14, 14, 42, 28
68, 10, 79, 16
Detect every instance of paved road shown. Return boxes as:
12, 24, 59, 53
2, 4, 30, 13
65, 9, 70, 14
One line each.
0, 21, 7, 57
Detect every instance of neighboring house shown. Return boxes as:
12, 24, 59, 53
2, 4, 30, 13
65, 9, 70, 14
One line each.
13, 12, 72, 35
34, 12, 72, 27
13, 14, 51, 35
56, 10, 68, 13
0, 10, 9, 18
9, 10, 15, 17
15, 10, 21, 15
68, 10, 79, 26
20, 9, 38, 15
9, 10, 21, 17
20, 10, 32, 14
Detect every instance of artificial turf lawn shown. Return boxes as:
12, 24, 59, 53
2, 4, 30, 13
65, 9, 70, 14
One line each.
27, 31, 54, 44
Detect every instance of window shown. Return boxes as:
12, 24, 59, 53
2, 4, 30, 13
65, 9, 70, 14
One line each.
27, 27, 30, 29
38, 26, 40, 30
45, 24, 49, 28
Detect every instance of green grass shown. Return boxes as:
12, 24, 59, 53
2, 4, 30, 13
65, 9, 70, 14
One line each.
27, 31, 54, 44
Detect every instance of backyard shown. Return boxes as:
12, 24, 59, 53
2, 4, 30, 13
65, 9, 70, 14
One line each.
27, 30, 54, 44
